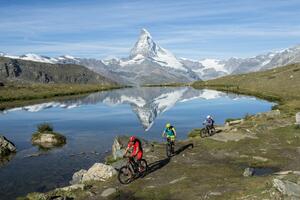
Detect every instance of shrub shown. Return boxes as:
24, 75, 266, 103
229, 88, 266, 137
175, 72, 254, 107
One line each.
37, 123, 53, 132
225, 118, 241, 123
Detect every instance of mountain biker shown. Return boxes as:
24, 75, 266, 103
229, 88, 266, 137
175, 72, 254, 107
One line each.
123, 136, 143, 171
203, 115, 215, 132
162, 123, 177, 143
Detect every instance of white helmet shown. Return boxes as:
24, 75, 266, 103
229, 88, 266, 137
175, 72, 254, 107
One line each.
207, 115, 211, 119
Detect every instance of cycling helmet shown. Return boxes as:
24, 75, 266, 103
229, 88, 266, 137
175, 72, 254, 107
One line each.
166, 123, 171, 128
207, 115, 211, 119
129, 136, 136, 142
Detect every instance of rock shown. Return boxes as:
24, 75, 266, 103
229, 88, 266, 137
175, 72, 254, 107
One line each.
226, 119, 244, 126
169, 176, 187, 184
209, 192, 222, 196
243, 168, 255, 177
0, 135, 16, 156
296, 112, 300, 125
273, 178, 300, 198
253, 156, 269, 162
81, 163, 117, 182
31, 132, 66, 149
101, 187, 117, 197
58, 184, 85, 192
274, 171, 293, 175
111, 135, 152, 160
70, 169, 87, 185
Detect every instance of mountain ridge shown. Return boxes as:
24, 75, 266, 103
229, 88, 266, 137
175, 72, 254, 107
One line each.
1, 29, 300, 83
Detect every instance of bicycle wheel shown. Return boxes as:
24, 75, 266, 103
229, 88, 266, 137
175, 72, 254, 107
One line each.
139, 159, 148, 175
200, 128, 207, 138
118, 166, 133, 184
166, 143, 172, 157
210, 127, 216, 136
170, 141, 175, 154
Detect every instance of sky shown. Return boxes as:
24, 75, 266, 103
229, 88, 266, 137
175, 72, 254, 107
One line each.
0, 0, 300, 60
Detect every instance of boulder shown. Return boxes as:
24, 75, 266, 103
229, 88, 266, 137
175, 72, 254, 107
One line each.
243, 167, 255, 177
71, 163, 117, 184
82, 163, 117, 182
273, 178, 300, 198
112, 135, 152, 160
296, 112, 300, 125
0, 135, 16, 156
70, 169, 87, 185
226, 119, 243, 126
31, 132, 66, 149
101, 187, 117, 197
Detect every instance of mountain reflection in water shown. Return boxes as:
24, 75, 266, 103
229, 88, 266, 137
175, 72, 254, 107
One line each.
3, 87, 247, 131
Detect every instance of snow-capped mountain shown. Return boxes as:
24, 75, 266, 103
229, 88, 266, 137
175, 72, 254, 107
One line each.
180, 44, 300, 79
127, 28, 186, 71
103, 29, 200, 84
1, 29, 300, 83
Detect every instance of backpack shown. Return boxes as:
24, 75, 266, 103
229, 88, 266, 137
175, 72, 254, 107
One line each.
135, 138, 143, 152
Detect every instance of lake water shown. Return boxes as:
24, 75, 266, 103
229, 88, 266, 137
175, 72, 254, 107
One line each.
0, 87, 274, 199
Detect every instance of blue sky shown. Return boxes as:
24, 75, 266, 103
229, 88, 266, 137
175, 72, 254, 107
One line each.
1, 0, 300, 60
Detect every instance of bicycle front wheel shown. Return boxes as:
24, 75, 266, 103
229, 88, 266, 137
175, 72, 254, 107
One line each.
200, 128, 207, 138
166, 143, 172, 157
118, 166, 133, 184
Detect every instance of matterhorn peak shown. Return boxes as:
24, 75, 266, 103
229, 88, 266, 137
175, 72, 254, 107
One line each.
140, 28, 152, 38
129, 28, 158, 58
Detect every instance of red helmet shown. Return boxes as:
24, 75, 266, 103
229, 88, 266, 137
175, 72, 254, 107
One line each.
129, 136, 136, 142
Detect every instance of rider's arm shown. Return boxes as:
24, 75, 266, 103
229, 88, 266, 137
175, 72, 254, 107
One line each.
162, 129, 166, 137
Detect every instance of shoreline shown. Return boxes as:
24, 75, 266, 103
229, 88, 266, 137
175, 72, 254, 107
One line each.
0, 84, 126, 110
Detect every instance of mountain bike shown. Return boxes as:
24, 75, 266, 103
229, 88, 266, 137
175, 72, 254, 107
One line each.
118, 156, 148, 184
200, 125, 216, 138
165, 136, 175, 157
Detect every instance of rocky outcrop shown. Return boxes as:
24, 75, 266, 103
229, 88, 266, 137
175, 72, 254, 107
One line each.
296, 112, 300, 125
243, 168, 254, 177
0, 57, 116, 85
31, 132, 66, 149
112, 135, 153, 160
71, 163, 117, 184
225, 119, 244, 126
273, 178, 300, 198
0, 135, 16, 156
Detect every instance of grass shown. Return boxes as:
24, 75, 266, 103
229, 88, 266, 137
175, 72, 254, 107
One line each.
192, 63, 300, 114
225, 118, 242, 123
37, 123, 53, 132
31, 123, 66, 148
0, 83, 123, 110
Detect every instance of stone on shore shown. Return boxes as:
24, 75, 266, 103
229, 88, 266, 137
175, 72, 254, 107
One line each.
31, 132, 66, 149
71, 163, 117, 184
0, 135, 16, 156
70, 169, 87, 185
